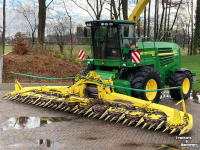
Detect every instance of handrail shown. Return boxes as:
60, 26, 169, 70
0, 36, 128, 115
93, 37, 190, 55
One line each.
9, 71, 184, 100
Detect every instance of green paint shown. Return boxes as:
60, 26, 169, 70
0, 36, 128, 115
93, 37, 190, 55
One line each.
83, 19, 195, 96
113, 80, 131, 96
94, 70, 118, 80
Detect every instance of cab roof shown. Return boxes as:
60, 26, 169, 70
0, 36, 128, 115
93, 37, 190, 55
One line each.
85, 20, 135, 25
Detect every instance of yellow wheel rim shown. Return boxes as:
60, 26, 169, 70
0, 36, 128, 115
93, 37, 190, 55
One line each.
145, 79, 157, 101
182, 78, 190, 94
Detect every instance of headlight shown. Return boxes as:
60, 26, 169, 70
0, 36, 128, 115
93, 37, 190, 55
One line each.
109, 23, 113, 26
101, 23, 105, 26
86, 23, 91, 27
105, 23, 108, 26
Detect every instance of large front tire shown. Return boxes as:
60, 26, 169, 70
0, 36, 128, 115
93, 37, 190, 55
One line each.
169, 71, 192, 100
127, 66, 162, 103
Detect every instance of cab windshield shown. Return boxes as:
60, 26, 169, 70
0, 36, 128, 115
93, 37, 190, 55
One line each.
92, 26, 121, 59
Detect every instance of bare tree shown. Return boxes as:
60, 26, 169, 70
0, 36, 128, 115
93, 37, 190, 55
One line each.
63, 0, 75, 56
71, 0, 106, 20
110, 0, 120, 20
15, 0, 38, 46
3, 0, 6, 54
144, 7, 146, 39
147, 0, 151, 38
158, 0, 165, 40
38, 0, 54, 44
121, 0, 128, 20
187, 0, 192, 55
190, 0, 194, 55
48, 0, 76, 55
52, 21, 68, 53
167, 0, 171, 37
170, 0, 183, 31
106, 0, 122, 20
137, 0, 140, 37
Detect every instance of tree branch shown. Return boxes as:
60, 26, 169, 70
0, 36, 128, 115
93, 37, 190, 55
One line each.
86, 0, 97, 17
46, 0, 53, 8
71, 0, 94, 20
170, 0, 183, 31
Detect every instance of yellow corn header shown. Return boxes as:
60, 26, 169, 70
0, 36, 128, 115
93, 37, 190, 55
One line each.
3, 71, 193, 135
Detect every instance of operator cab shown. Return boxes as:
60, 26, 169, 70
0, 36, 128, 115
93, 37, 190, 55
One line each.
84, 20, 136, 60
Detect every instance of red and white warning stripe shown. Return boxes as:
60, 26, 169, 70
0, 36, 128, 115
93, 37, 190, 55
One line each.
79, 50, 85, 60
132, 51, 140, 63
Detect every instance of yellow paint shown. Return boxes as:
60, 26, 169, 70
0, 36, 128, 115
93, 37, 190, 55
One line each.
145, 79, 157, 101
182, 78, 190, 94
128, 0, 151, 24
157, 51, 177, 56
140, 51, 155, 56
7, 71, 193, 135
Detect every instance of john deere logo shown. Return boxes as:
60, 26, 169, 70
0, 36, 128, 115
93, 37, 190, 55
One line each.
101, 61, 105, 65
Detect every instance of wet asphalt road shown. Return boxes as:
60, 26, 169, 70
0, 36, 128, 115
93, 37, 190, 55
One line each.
0, 90, 199, 150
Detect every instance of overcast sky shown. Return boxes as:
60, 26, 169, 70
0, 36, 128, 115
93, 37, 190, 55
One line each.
0, 0, 197, 37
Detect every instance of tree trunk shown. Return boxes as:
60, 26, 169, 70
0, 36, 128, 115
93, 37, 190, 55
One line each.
118, 0, 121, 20
192, 0, 200, 55
144, 7, 146, 40
159, 0, 165, 40
111, 0, 118, 20
164, 0, 168, 41
38, 0, 46, 44
32, 32, 35, 47
171, 0, 183, 32
59, 44, 64, 53
137, 0, 140, 37
156, 1, 159, 38
188, 23, 190, 55
122, 0, 128, 20
167, 0, 171, 37
191, 0, 194, 55
69, 17, 73, 56
183, 29, 185, 49
147, 1, 151, 38
3, 0, 6, 55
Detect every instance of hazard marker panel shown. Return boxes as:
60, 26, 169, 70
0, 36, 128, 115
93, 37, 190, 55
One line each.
79, 50, 85, 60
132, 51, 140, 63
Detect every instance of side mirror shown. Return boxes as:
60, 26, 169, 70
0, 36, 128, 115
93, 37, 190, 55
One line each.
124, 26, 129, 37
84, 27, 87, 37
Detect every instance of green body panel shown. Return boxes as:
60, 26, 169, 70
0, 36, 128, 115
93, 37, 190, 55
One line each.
94, 70, 131, 96
85, 42, 181, 88
113, 80, 131, 96
94, 70, 118, 80
83, 19, 194, 96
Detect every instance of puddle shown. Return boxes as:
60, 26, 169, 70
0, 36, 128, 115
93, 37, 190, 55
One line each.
190, 90, 200, 104
121, 143, 181, 150
161, 90, 200, 104
0, 116, 75, 131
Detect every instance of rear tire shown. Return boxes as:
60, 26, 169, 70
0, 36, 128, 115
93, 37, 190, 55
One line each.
169, 71, 192, 100
80, 65, 93, 76
127, 66, 162, 103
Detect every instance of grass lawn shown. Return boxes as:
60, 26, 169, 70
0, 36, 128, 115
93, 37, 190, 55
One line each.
45, 45, 92, 56
3, 44, 199, 91
4, 45, 13, 54
181, 55, 200, 91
